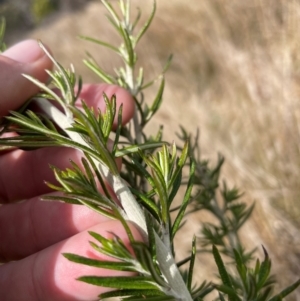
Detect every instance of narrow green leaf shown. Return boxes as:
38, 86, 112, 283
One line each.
254, 258, 260, 275
124, 296, 176, 301
135, 0, 156, 44
81, 157, 97, 191
168, 141, 189, 200
112, 104, 123, 156
0, 138, 59, 148
70, 103, 118, 175
119, 0, 131, 27
78, 275, 158, 290
172, 160, 195, 238
145, 213, 157, 264
132, 6, 141, 30
236, 202, 255, 230
168, 168, 182, 206
144, 77, 165, 124
124, 154, 156, 187
63, 253, 134, 271
41, 115, 60, 133
115, 141, 166, 157
38, 41, 75, 106
102, 0, 121, 27
0, 145, 15, 152
120, 25, 135, 66
257, 286, 273, 301
84, 152, 113, 200
169, 142, 177, 172
233, 249, 248, 291
191, 281, 214, 300
75, 194, 116, 219
74, 75, 83, 104
257, 246, 271, 289
269, 279, 300, 301
132, 242, 168, 288
88, 237, 133, 262
23, 75, 66, 109
187, 236, 197, 291
106, 13, 122, 33
42, 195, 81, 204
99, 289, 166, 299
102, 93, 116, 141
141, 52, 171, 90
178, 140, 189, 167
111, 206, 136, 244
89, 231, 135, 258
150, 167, 169, 224
6, 113, 62, 140
176, 256, 191, 268
0, 17, 6, 52
119, 0, 126, 17
212, 245, 237, 301
162, 54, 173, 74
136, 67, 144, 88
75, 198, 116, 220
160, 144, 170, 183
88, 231, 111, 245
79, 35, 119, 52
130, 188, 161, 220
83, 58, 116, 84
215, 284, 239, 298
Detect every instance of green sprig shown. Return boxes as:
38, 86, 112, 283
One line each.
0, 1, 299, 300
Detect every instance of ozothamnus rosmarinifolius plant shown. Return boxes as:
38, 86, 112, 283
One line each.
0, 1, 299, 300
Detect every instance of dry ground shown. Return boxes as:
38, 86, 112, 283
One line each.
7, 0, 300, 299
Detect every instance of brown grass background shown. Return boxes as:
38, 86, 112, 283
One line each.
5, 0, 300, 299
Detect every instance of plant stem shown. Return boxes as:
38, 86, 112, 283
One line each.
34, 97, 193, 299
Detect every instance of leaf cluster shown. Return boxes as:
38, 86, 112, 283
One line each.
213, 245, 300, 301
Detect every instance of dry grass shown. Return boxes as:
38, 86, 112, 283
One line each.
6, 0, 300, 299
146, 0, 300, 220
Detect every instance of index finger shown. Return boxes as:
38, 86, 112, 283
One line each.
0, 40, 53, 116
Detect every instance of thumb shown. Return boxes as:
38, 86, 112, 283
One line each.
0, 39, 53, 117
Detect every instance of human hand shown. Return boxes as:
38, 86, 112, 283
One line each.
0, 40, 142, 301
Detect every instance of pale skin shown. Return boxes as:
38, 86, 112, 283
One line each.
0, 40, 142, 301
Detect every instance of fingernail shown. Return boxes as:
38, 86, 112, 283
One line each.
2, 40, 45, 64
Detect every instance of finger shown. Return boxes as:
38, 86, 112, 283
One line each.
0, 220, 143, 301
0, 40, 53, 116
0, 84, 134, 203
0, 195, 113, 261
0, 147, 83, 202
0, 143, 120, 203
